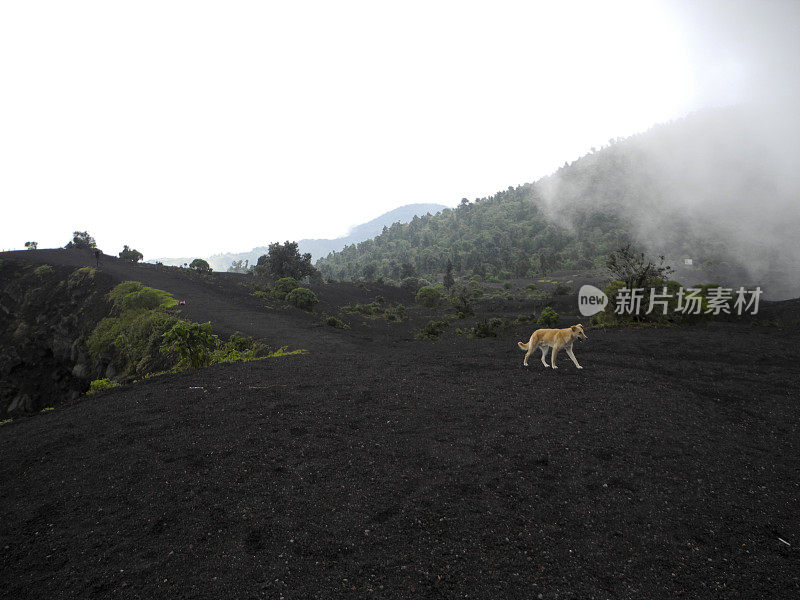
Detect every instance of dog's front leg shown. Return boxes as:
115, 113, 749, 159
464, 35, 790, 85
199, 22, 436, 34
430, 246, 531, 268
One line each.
550, 345, 559, 369
540, 345, 549, 368
566, 347, 583, 369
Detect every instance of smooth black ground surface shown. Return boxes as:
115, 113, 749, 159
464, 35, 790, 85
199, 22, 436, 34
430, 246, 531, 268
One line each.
1, 250, 798, 599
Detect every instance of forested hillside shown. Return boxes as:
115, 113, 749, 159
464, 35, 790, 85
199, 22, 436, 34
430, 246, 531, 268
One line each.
316, 105, 799, 297
318, 186, 620, 282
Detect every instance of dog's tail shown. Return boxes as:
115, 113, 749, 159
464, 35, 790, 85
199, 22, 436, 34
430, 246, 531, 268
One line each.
517, 341, 529, 351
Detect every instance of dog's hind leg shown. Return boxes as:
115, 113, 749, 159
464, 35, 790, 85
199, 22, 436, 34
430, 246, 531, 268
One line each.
540, 345, 549, 367
566, 346, 583, 369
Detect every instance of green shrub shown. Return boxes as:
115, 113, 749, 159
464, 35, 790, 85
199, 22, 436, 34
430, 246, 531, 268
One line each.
119, 246, 143, 262
538, 306, 559, 328
210, 346, 257, 364
33, 264, 54, 278
225, 331, 262, 353
325, 315, 350, 329
67, 266, 96, 288
88, 281, 184, 377
416, 319, 449, 340
415, 285, 443, 309
108, 281, 177, 311
161, 321, 219, 369
554, 284, 572, 296
205, 332, 268, 365
108, 280, 144, 302
340, 301, 405, 321
123, 287, 177, 311
189, 258, 211, 272
274, 277, 300, 296
286, 287, 318, 311
471, 318, 501, 338
463, 317, 519, 338
400, 276, 421, 292
87, 378, 121, 395
88, 310, 182, 375
342, 302, 379, 316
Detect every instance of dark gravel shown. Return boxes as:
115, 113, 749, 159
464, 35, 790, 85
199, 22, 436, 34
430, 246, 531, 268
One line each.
1, 250, 798, 599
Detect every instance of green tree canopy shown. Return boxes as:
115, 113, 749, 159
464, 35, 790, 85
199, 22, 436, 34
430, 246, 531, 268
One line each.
189, 258, 212, 273
119, 245, 143, 262
256, 241, 317, 280
66, 231, 97, 250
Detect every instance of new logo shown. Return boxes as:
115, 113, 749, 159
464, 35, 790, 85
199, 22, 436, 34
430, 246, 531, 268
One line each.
578, 285, 608, 317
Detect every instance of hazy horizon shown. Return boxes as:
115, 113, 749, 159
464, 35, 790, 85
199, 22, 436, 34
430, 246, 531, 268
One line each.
2, 1, 799, 259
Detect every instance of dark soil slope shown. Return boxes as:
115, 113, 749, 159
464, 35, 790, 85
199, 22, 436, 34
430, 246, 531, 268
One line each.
0, 249, 399, 352
1, 250, 798, 599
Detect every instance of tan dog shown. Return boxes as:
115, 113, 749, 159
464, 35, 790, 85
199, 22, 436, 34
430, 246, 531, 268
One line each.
517, 324, 587, 369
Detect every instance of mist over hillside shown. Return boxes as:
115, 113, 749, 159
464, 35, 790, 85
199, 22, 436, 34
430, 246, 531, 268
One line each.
538, 102, 800, 297
318, 105, 800, 299
153, 203, 446, 271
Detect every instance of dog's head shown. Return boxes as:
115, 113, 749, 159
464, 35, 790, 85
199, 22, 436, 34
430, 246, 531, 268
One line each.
571, 324, 587, 341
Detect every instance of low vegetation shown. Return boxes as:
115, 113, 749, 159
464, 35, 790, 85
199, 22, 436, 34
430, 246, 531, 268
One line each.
87, 280, 301, 384
87, 378, 121, 394
341, 301, 406, 321
34, 264, 54, 278
416, 319, 449, 340
458, 315, 533, 338
323, 315, 350, 329
537, 306, 560, 328
67, 266, 97, 288
415, 285, 444, 309
286, 287, 319, 311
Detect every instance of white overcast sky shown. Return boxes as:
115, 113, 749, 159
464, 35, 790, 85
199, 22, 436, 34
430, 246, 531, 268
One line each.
1, 0, 798, 258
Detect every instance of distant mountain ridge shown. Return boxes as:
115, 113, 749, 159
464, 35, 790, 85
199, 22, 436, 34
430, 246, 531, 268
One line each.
152, 203, 447, 271
315, 105, 800, 299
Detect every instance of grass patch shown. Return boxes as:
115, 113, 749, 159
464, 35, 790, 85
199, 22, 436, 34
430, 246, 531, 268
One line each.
87, 378, 121, 395
266, 346, 308, 358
